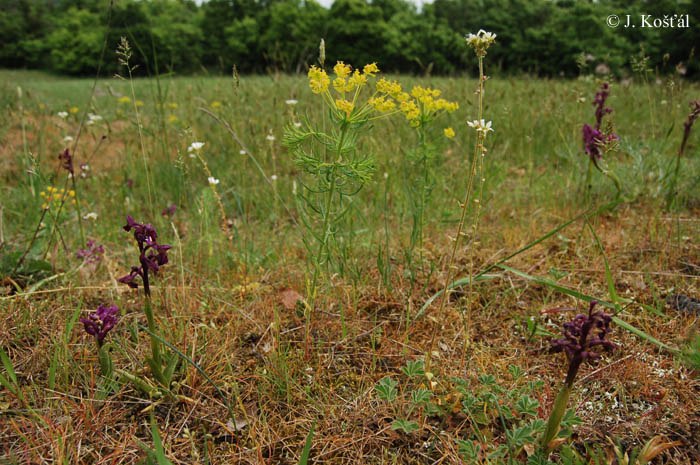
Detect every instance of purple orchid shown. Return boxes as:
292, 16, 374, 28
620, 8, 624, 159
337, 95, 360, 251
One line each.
583, 123, 619, 167
58, 148, 74, 175
582, 82, 618, 166
118, 216, 171, 296
76, 239, 104, 264
161, 203, 176, 218
551, 300, 616, 387
679, 100, 700, 157
81, 305, 119, 347
593, 82, 613, 130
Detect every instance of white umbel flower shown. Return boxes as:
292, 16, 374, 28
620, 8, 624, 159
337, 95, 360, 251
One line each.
467, 119, 493, 135
208, 177, 220, 186
188, 142, 205, 153
466, 29, 497, 51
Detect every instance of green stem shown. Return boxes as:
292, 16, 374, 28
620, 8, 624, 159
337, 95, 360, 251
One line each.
143, 297, 166, 385
541, 384, 571, 451
306, 123, 350, 353
584, 158, 593, 204
97, 343, 113, 379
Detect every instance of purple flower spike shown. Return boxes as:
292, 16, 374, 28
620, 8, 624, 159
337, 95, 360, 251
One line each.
76, 239, 104, 264
583, 124, 618, 166
119, 216, 171, 296
551, 300, 617, 386
582, 82, 617, 166
81, 305, 119, 346
118, 266, 142, 289
679, 100, 700, 157
593, 82, 613, 130
161, 203, 176, 218
58, 148, 74, 175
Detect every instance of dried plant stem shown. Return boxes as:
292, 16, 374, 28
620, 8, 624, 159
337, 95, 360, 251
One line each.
426, 56, 485, 371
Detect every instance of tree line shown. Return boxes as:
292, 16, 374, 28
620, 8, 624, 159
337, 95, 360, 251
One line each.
1, 0, 697, 78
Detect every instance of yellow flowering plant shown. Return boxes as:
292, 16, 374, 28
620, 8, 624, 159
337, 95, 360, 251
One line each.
397, 84, 459, 273
283, 60, 400, 351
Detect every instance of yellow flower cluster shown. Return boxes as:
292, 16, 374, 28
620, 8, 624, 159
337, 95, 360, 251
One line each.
368, 96, 396, 113
307, 61, 394, 120
39, 186, 75, 210
308, 65, 330, 94
335, 99, 354, 116
118, 96, 131, 104
400, 85, 459, 127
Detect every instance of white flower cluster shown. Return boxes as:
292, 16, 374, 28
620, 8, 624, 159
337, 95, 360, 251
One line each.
86, 113, 103, 125
465, 29, 497, 51
467, 119, 493, 135
188, 142, 204, 158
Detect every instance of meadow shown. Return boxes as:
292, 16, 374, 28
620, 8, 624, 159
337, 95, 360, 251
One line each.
1, 49, 699, 464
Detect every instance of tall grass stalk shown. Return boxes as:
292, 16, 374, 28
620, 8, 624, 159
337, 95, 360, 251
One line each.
118, 37, 155, 217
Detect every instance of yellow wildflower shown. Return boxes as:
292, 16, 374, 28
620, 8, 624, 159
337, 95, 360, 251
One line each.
69, 106, 79, 114
333, 77, 347, 93
400, 100, 420, 121
444, 127, 455, 138
69, 190, 75, 197
134, 100, 144, 107
349, 70, 367, 89
41, 203, 48, 210
370, 96, 396, 113
308, 65, 330, 93
333, 61, 352, 78
363, 63, 379, 76
118, 96, 131, 104
167, 102, 178, 109
376, 78, 392, 94
335, 99, 354, 116
169, 115, 179, 123
211, 101, 221, 109
395, 92, 410, 103
411, 86, 426, 99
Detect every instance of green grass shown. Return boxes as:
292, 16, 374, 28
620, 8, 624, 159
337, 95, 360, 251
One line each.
1, 68, 699, 464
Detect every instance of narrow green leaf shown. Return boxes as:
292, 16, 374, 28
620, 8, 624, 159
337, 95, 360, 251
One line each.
0, 346, 17, 386
587, 221, 619, 313
415, 274, 501, 319
48, 341, 59, 390
140, 325, 239, 430
417, 199, 621, 320
298, 423, 315, 465
150, 413, 174, 465
497, 264, 676, 353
